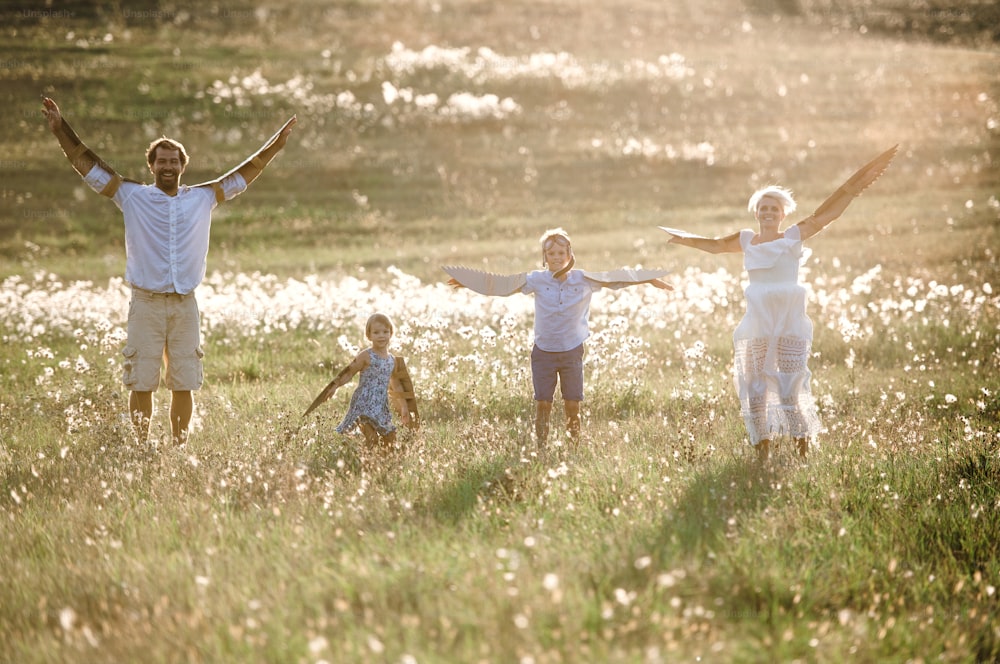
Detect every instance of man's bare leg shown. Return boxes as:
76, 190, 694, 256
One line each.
129, 390, 153, 443
170, 390, 193, 444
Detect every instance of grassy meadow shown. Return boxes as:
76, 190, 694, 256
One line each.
2, 0, 999, 662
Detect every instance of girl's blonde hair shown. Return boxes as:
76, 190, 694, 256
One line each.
365, 312, 394, 338
748, 185, 797, 215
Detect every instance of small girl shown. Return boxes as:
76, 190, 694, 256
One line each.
304, 313, 418, 449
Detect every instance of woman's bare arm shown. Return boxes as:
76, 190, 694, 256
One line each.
660, 227, 743, 254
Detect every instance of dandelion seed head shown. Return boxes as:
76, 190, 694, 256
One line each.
59, 607, 76, 631
367, 635, 384, 653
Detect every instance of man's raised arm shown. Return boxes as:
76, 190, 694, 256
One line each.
191, 116, 297, 203
41, 97, 102, 177
235, 116, 297, 186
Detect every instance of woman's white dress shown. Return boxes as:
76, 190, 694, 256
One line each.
733, 225, 822, 445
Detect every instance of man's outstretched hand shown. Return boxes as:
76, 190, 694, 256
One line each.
41, 97, 63, 132
275, 116, 297, 149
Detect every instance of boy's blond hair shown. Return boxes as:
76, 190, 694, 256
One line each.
539, 227, 575, 276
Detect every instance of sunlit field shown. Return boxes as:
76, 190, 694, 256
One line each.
2, 1, 999, 662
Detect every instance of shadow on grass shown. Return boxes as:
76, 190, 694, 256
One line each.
656, 451, 777, 559
575, 448, 785, 639
420, 455, 527, 525
590, 450, 779, 590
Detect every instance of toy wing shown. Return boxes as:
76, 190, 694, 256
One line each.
658, 226, 708, 240
303, 377, 338, 417
389, 356, 420, 430
191, 116, 297, 195
812, 144, 898, 219
840, 144, 898, 195
442, 266, 527, 296
581, 268, 670, 285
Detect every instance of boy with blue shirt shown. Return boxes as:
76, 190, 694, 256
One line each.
446, 228, 671, 446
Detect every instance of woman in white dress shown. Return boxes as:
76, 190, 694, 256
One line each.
661, 146, 897, 461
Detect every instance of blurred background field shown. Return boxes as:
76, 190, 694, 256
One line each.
1, 0, 997, 280
1, 1, 999, 662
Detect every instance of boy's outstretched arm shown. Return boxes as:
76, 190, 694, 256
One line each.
647, 278, 673, 290
580, 267, 671, 290
443, 266, 527, 296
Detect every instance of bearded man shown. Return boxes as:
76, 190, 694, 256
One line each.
42, 96, 296, 446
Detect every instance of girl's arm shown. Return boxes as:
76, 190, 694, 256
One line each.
303, 350, 370, 416
334, 350, 370, 388
660, 227, 742, 254
795, 210, 841, 243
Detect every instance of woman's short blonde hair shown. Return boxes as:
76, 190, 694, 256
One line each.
748, 185, 797, 215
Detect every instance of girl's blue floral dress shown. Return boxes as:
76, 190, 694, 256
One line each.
336, 349, 396, 436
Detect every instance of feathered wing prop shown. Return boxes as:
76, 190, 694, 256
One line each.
657, 227, 707, 240
810, 144, 898, 220
580, 268, 670, 285
302, 378, 338, 417
389, 356, 420, 430
191, 116, 297, 202
443, 265, 669, 292
442, 266, 528, 296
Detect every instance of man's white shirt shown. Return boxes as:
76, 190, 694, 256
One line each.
84, 165, 246, 294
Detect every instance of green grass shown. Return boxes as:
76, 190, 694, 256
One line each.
2, 0, 999, 661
